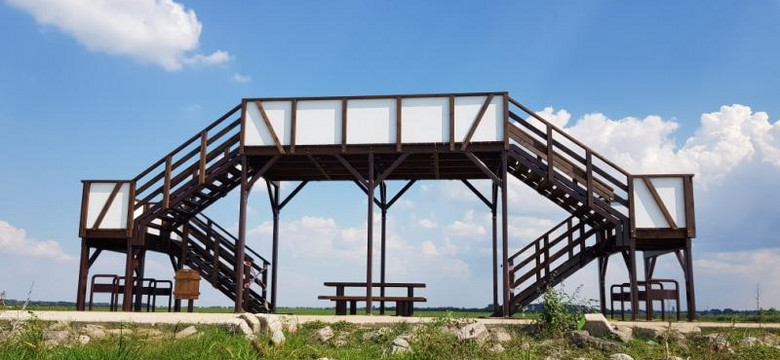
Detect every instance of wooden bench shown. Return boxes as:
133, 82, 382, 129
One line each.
319, 282, 426, 316
610, 279, 680, 321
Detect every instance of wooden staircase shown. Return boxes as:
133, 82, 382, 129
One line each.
129, 105, 271, 312
491, 98, 634, 316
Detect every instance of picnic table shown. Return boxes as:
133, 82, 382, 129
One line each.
318, 282, 426, 316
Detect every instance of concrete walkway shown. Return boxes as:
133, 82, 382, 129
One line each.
2, 311, 779, 332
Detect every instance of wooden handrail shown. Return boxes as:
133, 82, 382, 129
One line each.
508, 97, 629, 178
132, 104, 241, 183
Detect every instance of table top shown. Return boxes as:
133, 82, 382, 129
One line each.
323, 282, 426, 288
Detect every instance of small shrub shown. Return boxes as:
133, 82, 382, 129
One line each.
536, 286, 584, 337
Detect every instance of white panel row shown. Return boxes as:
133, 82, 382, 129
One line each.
244, 96, 505, 147
632, 177, 687, 229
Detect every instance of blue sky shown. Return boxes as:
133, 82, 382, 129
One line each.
1, 1, 779, 310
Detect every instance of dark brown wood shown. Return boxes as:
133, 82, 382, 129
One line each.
307, 155, 332, 180
235, 155, 248, 313
449, 95, 455, 151
254, 101, 286, 154
199, 132, 207, 184
641, 177, 678, 229
79, 182, 90, 237
464, 152, 501, 184
376, 153, 410, 184
163, 156, 172, 209
366, 152, 375, 314
396, 97, 402, 152
684, 175, 696, 237
341, 99, 348, 153
290, 100, 297, 154
461, 94, 494, 151
76, 239, 90, 310
500, 151, 510, 317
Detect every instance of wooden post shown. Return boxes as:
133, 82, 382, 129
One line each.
684, 238, 697, 321
122, 243, 134, 312
133, 248, 147, 312
76, 239, 90, 311
491, 182, 499, 314
598, 254, 609, 316
235, 156, 248, 313
501, 151, 510, 317
628, 245, 640, 321
270, 182, 280, 313
380, 182, 387, 315
366, 153, 375, 315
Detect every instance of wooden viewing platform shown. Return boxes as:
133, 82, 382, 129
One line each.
76, 91, 697, 320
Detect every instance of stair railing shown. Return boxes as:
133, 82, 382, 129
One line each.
507, 215, 595, 291
130, 105, 243, 229
506, 97, 632, 241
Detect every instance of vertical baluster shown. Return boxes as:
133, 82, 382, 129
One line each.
535, 242, 541, 281
586, 151, 594, 208
546, 124, 554, 181
199, 132, 207, 184
163, 156, 172, 209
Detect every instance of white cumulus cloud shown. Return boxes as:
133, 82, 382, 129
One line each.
7, 0, 230, 71
0, 220, 75, 262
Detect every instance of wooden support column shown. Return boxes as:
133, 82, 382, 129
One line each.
133, 248, 147, 312
366, 153, 375, 315
501, 151, 510, 317
122, 242, 134, 312
684, 238, 697, 321
628, 245, 640, 321
76, 239, 90, 311
379, 182, 387, 315
598, 254, 609, 316
174, 223, 189, 312
491, 182, 499, 314
235, 155, 249, 313
269, 182, 280, 313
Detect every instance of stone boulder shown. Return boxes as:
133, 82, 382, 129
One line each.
582, 313, 632, 343
270, 330, 285, 346
457, 323, 489, 344
490, 327, 512, 343
312, 326, 334, 343
390, 336, 412, 354
175, 326, 198, 339
565, 330, 626, 351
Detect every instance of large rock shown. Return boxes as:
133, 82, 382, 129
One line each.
81, 324, 106, 340
390, 337, 412, 354
582, 313, 632, 343
457, 323, 489, 344
490, 327, 512, 343
175, 326, 198, 339
702, 333, 733, 353
312, 326, 334, 343
739, 336, 764, 347
239, 313, 262, 333
43, 330, 71, 348
362, 326, 392, 341
565, 330, 625, 351
233, 319, 254, 338
270, 330, 285, 346
255, 314, 298, 334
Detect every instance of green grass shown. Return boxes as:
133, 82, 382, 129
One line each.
2, 315, 780, 359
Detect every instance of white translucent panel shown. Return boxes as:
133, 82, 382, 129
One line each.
347, 99, 396, 144
245, 101, 291, 146
633, 177, 687, 229
401, 97, 449, 143
296, 100, 342, 145
454, 96, 504, 143
86, 183, 130, 229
